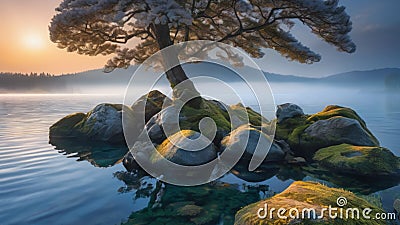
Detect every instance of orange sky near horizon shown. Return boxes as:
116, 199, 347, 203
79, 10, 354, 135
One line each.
1, 0, 399, 77
0, 0, 110, 75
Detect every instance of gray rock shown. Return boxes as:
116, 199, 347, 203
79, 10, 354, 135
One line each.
304, 116, 379, 147
82, 103, 124, 142
221, 125, 285, 163
49, 103, 131, 144
153, 130, 217, 166
276, 103, 304, 123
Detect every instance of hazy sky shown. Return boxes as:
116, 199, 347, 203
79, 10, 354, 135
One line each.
0, 0, 399, 77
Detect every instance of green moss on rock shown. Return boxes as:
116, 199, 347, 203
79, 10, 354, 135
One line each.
179, 100, 231, 133
275, 115, 309, 141
235, 181, 386, 225
313, 144, 400, 177
49, 112, 86, 138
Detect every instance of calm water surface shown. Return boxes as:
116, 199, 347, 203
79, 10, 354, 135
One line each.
0, 84, 399, 225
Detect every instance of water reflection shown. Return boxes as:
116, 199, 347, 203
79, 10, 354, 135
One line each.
303, 165, 400, 195
50, 138, 128, 167
114, 172, 261, 225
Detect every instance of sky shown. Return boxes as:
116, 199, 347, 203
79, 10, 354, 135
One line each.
0, 0, 399, 77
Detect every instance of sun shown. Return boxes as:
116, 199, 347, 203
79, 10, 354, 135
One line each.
22, 33, 45, 50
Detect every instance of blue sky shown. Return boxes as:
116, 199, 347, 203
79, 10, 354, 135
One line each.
257, 0, 400, 77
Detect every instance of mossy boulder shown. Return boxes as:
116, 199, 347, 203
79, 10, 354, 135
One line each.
49, 112, 86, 138
275, 105, 379, 158
235, 181, 386, 225
313, 144, 400, 177
151, 130, 217, 166
49, 103, 134, 144
50, 91, 171, 145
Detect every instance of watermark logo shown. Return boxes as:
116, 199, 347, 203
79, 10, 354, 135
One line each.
122, 40, 276, 186
257, 196, 398, 221
336, 196, 347, 207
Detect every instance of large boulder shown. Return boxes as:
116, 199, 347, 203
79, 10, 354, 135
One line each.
313, 144, 400, 177
49, 103, 133, 144
221, 125, 285, 163
305, 116, 378, 146
276, 103, 304, 123
282, 105, 380, 158
235, 181, 386, 225
81, 103, 125, 143
50, 91, 171, 145
152, 130, 217, 166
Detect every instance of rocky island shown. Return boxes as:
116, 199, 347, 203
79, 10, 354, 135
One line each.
49, 90, 400, 224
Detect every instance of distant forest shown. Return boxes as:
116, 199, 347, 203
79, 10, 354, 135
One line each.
0, 70, 132, 93
1, 67, 400, 93
0, 72, 73, 93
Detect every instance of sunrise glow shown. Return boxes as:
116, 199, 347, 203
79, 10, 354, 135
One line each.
21, 32, 46, 51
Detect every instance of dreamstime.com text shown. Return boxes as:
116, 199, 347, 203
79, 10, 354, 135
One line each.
257, 197, 399, 221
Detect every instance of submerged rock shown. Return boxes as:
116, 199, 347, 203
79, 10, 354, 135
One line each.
123, 182, 260, 225
235, 181, 386, 225
276, 103, 304, 123
313, 144, 400, 177
231, 162, 280, 182
221, 125, 285, 163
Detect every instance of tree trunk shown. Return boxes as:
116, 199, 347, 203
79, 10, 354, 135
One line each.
152, 24, 203, 108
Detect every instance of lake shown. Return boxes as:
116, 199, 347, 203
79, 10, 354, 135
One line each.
0, 82, 399, 225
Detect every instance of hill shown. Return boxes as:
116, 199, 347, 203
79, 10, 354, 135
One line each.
1, 65, 399, 93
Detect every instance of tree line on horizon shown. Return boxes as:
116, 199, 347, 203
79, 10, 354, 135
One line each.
0, 72, 71, 93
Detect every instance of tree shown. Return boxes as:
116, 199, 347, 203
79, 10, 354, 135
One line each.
50, 0, 355, 91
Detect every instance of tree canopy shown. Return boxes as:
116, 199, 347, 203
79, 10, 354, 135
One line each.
50, 0, 356, 73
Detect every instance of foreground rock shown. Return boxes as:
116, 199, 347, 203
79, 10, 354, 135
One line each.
235, 181, 386, 225
313, 144, 400, 177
